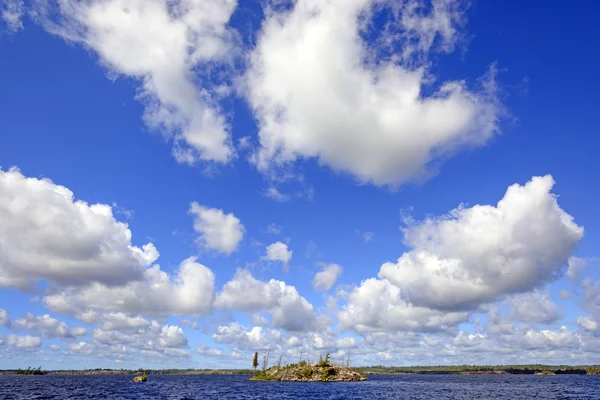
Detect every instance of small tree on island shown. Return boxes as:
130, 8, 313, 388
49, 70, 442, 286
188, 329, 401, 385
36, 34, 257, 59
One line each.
252, 352, 259, 371
318, 353, 331, 367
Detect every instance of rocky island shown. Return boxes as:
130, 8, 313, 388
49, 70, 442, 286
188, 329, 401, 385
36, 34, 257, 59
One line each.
250, 355, 367, 382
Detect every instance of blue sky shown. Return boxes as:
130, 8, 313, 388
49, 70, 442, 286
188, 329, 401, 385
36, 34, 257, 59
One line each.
1, 0, 599, 370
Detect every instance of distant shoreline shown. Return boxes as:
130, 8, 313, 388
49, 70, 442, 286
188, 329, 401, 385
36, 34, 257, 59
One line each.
356, 365, 600, 376
2, 365, 599, 376
0, 369, 254, 376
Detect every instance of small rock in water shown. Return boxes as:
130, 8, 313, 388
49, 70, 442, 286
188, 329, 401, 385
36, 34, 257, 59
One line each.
132, 375, 147, 382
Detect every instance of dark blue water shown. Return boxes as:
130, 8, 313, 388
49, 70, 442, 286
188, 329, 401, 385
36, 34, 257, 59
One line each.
1, 374, 598, 399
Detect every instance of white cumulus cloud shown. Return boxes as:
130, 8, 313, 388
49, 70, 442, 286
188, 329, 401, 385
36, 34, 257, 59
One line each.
158, 325, 188, 348
504, 291, 561, 325
89, 320, 190, 355
521, 326, 581, 350
263, 241, 292, 269
379, 175, 583, 311
197, 345, 224, 357
12, 313, 87, 339
338, 278, 469, 333
32, 0, 238, 164
44, 257, 215, 318
215, 269, 317, 332
212, 322, 278, 350
0, 168, 158, 290
189, 202, 244, 255
78, 311, 153, 332
246, 0, 499, 186
313, 263, 343, 292
7, 334, 42, 348
577, 316, 598, 333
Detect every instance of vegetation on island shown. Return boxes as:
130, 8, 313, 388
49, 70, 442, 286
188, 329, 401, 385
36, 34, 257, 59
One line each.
535, 370, 555, 375
586, 366, 600, 375
16, 367, 45, 376
251, 352, 368, 382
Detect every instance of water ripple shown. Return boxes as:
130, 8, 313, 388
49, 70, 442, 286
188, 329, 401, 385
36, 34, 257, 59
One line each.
0, 374, 599, 399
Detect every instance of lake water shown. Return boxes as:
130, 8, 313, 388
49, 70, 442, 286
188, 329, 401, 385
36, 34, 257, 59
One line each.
1, 374, 599, 399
